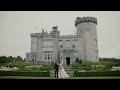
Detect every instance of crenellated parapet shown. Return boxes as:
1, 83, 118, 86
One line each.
30, 33, 43, 38
30, 33, 38, 37
60, 35, 78, 38
75, 16, 97, 26
30, 32, 59, 38
30, 26, 80, 39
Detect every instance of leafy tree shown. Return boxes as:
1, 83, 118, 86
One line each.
0, 56, 11, 63
75, 57, 82, 64
75, 57, 79, 63
79, 59, 82, 64
17, 56, 22, 61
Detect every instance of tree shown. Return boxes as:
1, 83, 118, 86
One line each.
79, 59, 82, 64
75, 57, 80, 63
17, 56, 22, 61
0, 56, 11, 63
8, 56, 12, 59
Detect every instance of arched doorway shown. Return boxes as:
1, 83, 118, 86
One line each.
66, 57, 70, 65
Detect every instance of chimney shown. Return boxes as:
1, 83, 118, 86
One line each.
52, 26, 57, 32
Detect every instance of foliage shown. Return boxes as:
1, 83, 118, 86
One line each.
81, 61, 93, 67
71, 67, 92, 70
75, 57, 82, 64
0, 56, 12, 63
99, 57, 120, 66
24, 65, 51, 71
0, 71, 50, 77
0, 56, 24, 64
74, 70, 120, 77
71, 58, 120, 71
99, 57, 120, 62
71, 61, 93, 70
75, 57, 79, 63
71, 62, 81, 67
50, 62, 55, 69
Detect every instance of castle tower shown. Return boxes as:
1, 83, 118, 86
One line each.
75, 16, 99, 62
29, 33, 38, 62
51, 26, 60, 62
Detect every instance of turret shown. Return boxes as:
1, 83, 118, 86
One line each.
75, 16, 97, 27
75, 16, 99, 62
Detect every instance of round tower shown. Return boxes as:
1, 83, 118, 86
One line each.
75, 16, 99, 62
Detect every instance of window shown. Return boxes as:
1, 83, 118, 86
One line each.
51, 54, 52, 60
86, 29, 90, 31
43, 41, 53, 47
45, 54, 47, 60
60, 45, 63, 48
43, 51, 53, 60
48, 54, 50, 60
27, 55, 30, 60
73, 45, 75, 48
66, 40, 70, 41
43, 39, 53, 41
66, 41, 70, 47
32, 43, 37, 52
73, 39, 78, 41
94, 39, 97, 45
95, 50, 98, 52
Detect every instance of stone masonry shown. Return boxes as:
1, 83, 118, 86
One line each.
26, 16, 99, 66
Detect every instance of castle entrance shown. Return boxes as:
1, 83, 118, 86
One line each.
66, 57, 70, 65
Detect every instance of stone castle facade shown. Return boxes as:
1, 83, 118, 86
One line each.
26, 16, 99, 66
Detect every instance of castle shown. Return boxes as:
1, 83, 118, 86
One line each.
26, 16, 99, 66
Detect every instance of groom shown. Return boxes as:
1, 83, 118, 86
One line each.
54, 60, 59, 78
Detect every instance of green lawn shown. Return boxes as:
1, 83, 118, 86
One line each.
0, 70, 120, 79
0, 75, 120, 79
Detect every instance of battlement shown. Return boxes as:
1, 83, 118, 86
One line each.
30, 32, 58, 38
60, 35, 78, 38
30, 33, 44, 38
30, 33, 38, 37
75, 16, 97, 26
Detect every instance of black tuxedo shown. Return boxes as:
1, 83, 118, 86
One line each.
54, 62, 59, 78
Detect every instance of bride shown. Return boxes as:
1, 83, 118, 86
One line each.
58, 60, 70, 78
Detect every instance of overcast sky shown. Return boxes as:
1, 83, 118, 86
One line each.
0, 11, 120, 59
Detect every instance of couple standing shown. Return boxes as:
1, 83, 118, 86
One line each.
54, 60, 70, 78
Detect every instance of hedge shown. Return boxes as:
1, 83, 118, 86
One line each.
25, 67, 52, 71
74, 70, 120, 77
0, 71, 50, 77
71, 67, 92, 70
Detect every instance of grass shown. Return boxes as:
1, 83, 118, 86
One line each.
0, 76, 120, 79
0, 70, 120, 79
0, 73, 120, 79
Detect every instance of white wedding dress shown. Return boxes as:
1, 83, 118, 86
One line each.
58, 62, 70, 78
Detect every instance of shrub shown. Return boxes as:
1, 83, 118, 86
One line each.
24, 65, 52, 71
71, 62, 80, 67
0, 71, 50, 77
74, 70, 120, 77
71, 61, 93, 70
75, 57, 80, 63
